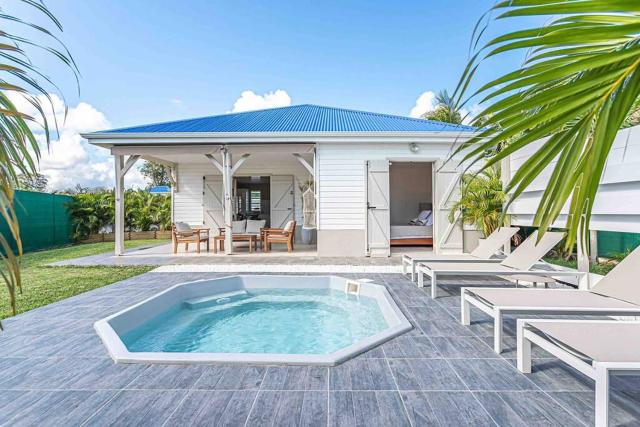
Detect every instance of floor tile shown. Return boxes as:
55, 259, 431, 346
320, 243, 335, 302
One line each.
479, 336, 553, 360
329, 391, 410, 427
506, 359, 593, 392
382, 336, 439, 358
449, 359, 537, 391
3, 390, 118, 427
247, 391, 327, 426
430, 336, 498, 359
166, 390, 256, 426
548, 390, 640, 427
388, 359, 466, 391
85, 389, 186, 426
474, 391, 582, 426
261, 366, 328, 391
329, 358, 396, 391
194, 366, 265, 390
127, 365, 204, 390
401, 391, 497, 426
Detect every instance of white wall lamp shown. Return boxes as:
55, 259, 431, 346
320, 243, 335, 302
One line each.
409, 142, 420, 153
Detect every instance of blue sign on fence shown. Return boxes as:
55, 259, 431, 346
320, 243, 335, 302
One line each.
149, 186, 171, 194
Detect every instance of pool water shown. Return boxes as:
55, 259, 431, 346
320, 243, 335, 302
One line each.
122, 289, 389, 355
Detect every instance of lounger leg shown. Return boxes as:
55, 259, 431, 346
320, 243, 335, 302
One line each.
493, 308, 503, 353
417, 270, 424, 288
516, 320, 531, 373
430, 273, 437, 299
411, 262, 417, 283
401, 259, 407, 275
461, 291, 470, 325
595, 366, 610, 427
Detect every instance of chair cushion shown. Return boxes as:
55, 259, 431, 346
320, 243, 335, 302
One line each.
284, 220, 295, 232
246, 219, 266, 234
175, 222, 193, 236
232, 220, 246, 234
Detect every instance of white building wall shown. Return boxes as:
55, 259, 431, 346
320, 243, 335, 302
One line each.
316, 141, 458, 256
173, 158, 310, 227
508, 125, 640, 233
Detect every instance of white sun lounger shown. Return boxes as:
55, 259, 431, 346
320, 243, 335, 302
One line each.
401, 226, 520, 282
462, 245, 640, 353
517, 319, 640, 427
416, 231, 578, 298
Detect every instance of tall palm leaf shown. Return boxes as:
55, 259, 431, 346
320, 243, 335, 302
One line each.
0, 1, 78, 323
453, 0, 640, 250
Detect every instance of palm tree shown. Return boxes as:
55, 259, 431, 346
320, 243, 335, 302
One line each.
449, 166, 507, 238
0, 2, 77, 322
453, 1, 640, 250
422, 90, 463, 124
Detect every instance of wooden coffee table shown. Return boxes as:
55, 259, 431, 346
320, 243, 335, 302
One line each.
213, 233, 257, 253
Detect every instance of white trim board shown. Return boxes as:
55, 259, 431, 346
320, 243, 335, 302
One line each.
153, 264, 403, 273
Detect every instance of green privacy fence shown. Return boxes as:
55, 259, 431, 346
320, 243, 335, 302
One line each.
0, 190, 73, 253
597, 230, 640, 257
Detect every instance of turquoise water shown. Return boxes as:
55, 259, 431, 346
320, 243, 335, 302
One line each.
122, 289, 389, 354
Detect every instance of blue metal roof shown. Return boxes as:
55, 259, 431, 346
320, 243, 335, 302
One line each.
101, 104, 475, 134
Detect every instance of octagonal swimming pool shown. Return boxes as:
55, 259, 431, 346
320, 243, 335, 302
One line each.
95, 275, 412, 365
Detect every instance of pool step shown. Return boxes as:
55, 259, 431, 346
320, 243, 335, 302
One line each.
184, 290, 250, 310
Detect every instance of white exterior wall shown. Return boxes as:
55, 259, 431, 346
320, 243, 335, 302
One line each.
316, 141, 458, 256
508, 125, 640, 233
173, 158, 311, 228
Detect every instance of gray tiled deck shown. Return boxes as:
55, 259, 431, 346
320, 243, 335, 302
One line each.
1, 272, 639, 426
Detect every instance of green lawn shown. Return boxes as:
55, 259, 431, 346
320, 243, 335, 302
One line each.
0, 240, 167, 319
543, 256, 615, 276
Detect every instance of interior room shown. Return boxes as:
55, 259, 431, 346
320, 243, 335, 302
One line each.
234, 176, 271, 226
389, 162, 433, 248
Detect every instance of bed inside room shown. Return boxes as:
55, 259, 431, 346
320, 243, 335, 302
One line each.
389, 162, 433, 247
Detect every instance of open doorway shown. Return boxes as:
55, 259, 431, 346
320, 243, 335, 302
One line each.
389, 162, 433, 248
235, 176, 271, 225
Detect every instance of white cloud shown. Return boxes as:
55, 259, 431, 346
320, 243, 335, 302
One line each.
7, 92, 147, 191
409, 91, 436, 118
460, 104, 483, 125
231, 89, 291, 113
171, 98, 183, 107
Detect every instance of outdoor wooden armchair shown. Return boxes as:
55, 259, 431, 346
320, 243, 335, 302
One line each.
172, 222, 210, 253
262, 220, 296, 253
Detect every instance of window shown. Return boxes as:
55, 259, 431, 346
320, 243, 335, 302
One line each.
250, 190, 261, 212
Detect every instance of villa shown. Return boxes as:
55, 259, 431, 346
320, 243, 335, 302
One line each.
84, 104, 476, 258
0, 106, 638, 426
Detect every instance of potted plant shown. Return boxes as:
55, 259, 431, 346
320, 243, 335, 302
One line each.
449, 166, 509, 251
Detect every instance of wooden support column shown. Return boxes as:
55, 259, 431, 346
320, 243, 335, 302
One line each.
222, 147, 233, 255
114, 154, 140, 256
114, 154, 125, 256
205, 150, 250, 255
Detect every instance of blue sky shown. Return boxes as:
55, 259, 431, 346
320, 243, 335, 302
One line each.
14, 0, 536, 189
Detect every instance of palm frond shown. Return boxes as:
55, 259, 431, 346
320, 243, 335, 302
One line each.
0, 1, 77, 326
454, 0, 640, 250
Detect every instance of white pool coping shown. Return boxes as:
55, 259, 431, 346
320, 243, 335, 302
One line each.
152, 265, 403, 274
94, 275, 413, 366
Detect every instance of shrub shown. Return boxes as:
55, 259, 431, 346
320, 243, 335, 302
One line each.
67, 189, 171, 239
